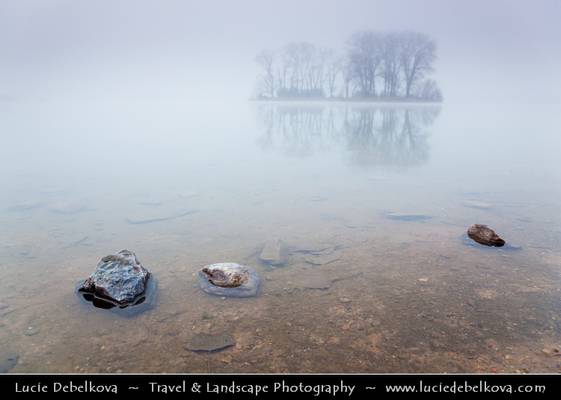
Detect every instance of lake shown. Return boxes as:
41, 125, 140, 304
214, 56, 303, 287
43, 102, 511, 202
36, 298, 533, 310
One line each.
1, 99, 560, 372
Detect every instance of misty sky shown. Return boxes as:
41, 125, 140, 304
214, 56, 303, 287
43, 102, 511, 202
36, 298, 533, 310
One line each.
1, 0, 560, 103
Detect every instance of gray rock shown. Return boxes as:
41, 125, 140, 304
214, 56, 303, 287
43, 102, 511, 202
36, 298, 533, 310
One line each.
259, 239, 288, 267
0, 352, 18, 373
185, 333, 235, 352
78, 250, 151, 307
198, 263, 260, 298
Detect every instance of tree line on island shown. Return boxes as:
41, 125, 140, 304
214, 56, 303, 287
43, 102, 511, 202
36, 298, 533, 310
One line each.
255, 31, 442, 102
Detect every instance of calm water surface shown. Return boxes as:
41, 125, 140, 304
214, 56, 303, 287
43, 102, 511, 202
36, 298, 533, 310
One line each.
1, 99, 560, 372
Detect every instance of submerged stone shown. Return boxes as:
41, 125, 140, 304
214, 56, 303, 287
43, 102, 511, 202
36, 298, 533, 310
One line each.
7, 201, 45, 213
291, 243, 340, 256
48, 201, 88, 215
185, 333, 235, 352
303, 253, 340, 266
467, 224, 505, 247
63, 235, 93, 249
198, 263, 260, 298
298, 275, 332, 290
24, 326, 40, 336
0, 352, 18, 373
125, 209, 198, 225
463, 200, 493, 210
259, 239, 288, 267
0, 303, 11, 317
77, 250, 153, 312
384, 212, 432, 222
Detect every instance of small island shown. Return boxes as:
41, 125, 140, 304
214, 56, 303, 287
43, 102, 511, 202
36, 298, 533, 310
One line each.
254, 30, 442, 103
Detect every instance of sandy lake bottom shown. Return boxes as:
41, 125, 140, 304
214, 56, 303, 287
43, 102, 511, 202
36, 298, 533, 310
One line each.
1, 100, 560, 372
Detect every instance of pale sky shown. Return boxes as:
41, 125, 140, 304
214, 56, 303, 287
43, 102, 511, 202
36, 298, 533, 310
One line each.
1, 0, 559, 103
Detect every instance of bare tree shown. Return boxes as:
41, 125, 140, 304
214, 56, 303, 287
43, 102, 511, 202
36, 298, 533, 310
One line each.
380, 32, 401, 97
283, 42, 312, 95
255, 50, 276, 98
341, 58, 354, 99
323, 49, 343, 98
347, 31, 383, 97
278, 42, 325, 97
418, 79, 443, 101
398, 31, 436, 98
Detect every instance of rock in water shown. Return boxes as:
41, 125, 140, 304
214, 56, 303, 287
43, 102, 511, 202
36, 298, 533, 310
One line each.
125, 209, 198, 225
77, 250, 152, 309
48, 201, 88, 215
259, 239, 288, 267
185, 333, 235, 352
467, 224, 505, 247
198, 263, 260, 298
303, 253, 340, 266
7, 201, 45, 213
385, 212, 432, 222
0, 352, 18, 373
463, 200, 493, 210
298, 275, 332, 290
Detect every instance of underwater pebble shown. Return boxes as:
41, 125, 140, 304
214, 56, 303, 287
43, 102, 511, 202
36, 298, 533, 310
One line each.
0, 352, 18, 373
259, 239, 289, 267
24, 326, 40, 336
185, 333, 235, 352
48, 201, 88, 215
7, 200, 45, 212
125, 209, 198, 225
299, 275, 332, 290
385, 212, 432, 222
463, 200, 494, 210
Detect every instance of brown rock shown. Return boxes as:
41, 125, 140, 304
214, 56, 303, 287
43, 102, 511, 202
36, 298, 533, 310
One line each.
467, 224, 505, 247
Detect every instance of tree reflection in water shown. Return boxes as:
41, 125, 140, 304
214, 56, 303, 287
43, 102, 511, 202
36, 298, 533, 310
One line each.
255, 103, 440, 167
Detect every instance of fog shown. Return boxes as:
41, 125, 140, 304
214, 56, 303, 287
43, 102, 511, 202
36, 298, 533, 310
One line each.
3, 1, 561, 374
1, 0, 560, 104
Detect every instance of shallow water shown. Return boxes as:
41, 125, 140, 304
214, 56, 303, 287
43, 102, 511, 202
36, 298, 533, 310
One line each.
1, 99, 561, 372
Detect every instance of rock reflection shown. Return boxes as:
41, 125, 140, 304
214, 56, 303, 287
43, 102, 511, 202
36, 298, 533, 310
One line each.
255, 104, 440, 167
